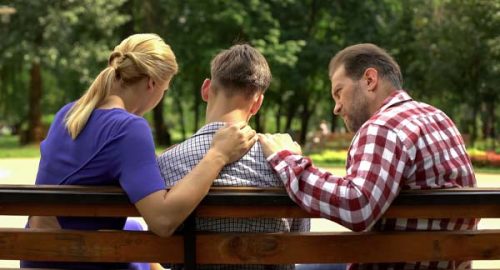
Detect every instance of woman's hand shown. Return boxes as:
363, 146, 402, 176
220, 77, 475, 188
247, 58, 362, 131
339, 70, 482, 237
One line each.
138, 122, 256, 237
210, 122, 257, 164
258, 133, 302, 158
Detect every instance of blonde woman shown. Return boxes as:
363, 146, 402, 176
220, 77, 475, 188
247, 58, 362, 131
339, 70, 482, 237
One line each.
22, 34, 257, 270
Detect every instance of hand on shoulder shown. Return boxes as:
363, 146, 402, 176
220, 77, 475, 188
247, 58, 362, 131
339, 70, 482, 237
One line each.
258, 133, 302, 158
210, 122, 257, 164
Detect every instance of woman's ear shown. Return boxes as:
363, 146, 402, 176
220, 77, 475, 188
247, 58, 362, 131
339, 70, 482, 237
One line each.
147, 77, 156, 91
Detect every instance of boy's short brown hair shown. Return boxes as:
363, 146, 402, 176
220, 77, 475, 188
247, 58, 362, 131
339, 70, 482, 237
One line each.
210, 44, 271, 98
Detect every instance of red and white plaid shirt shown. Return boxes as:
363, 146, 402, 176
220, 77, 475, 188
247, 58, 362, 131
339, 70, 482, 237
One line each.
268, 91, 477, 269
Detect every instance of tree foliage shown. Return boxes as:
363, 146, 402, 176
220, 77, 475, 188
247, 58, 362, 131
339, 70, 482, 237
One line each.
0, 0, 498, 148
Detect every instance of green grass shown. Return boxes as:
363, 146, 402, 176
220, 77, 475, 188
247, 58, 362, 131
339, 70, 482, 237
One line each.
0, 135, 40, 158
1, 134, 499, 174
473, 167, 500, 174
309, 149, 500, 174
0, 135, 171, 158
316, 162, 500, 174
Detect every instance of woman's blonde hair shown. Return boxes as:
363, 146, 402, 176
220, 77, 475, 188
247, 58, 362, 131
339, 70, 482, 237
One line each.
65, 33, 178, 139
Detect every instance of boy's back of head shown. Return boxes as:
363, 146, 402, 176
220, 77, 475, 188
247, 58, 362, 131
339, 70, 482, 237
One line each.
210, 44, 271, 98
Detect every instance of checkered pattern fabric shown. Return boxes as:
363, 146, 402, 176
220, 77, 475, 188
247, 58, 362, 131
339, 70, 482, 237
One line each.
158, 122, 310, 270
268, 91, 477, 270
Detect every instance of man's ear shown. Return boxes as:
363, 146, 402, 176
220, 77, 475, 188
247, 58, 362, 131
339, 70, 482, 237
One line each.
201, 79, 211, 102
249, 94, 264, 115
363, 68, 378, 92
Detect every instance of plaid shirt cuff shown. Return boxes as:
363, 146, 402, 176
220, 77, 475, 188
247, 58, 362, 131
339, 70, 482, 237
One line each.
267, 150, 293, 165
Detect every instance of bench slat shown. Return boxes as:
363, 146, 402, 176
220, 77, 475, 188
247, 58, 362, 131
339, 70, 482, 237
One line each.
0, 229, 184, 263
2, 186, 500, 205
1, 229, 499, 264
1, 186, 500, 218
2, 202, 500, 218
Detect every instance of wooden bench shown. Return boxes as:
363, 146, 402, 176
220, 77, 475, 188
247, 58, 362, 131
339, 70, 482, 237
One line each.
1, 185, 500, 269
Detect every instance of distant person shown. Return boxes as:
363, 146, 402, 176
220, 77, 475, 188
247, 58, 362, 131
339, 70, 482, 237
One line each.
309, 120, 330, 151
319, 120, 329, 136
259, 43, 477, 269
23, 33, 256, 270
158, 44, 310, 270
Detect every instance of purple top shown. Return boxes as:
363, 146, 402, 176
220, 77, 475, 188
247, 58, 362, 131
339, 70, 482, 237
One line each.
23, 102, 166, 269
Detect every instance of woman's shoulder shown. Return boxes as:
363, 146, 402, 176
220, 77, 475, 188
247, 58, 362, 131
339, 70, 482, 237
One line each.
87, 108, 150, 140
93, 108, 147, 127
54, 102, 76, 118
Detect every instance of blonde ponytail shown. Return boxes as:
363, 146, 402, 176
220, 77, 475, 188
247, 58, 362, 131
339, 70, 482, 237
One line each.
65, 67, 116, 139
64, 33, 178, 140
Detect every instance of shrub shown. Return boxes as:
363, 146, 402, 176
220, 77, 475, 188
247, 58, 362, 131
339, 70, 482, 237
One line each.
308, 148, 500, 168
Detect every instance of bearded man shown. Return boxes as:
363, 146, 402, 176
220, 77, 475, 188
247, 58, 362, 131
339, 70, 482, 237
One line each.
259, 43, 477, 270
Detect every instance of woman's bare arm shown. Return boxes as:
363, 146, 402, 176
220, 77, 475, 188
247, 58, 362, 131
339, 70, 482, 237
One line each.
135, 122, 257, 236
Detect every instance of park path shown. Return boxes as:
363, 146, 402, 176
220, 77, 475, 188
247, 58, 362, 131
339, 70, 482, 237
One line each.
0, 158, 499, 268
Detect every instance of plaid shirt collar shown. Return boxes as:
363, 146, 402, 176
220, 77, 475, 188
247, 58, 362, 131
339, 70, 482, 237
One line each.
353, 90, 413, 137
192, 122, 226, 138
373, 90, 413, 116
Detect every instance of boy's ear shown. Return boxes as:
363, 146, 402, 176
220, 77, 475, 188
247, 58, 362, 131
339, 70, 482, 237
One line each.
201, 79, 211, 102
249, 94, 264, 115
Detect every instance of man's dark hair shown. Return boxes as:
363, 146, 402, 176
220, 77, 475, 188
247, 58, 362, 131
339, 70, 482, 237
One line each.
210, 44, 271, 98
328, 43, 403, 89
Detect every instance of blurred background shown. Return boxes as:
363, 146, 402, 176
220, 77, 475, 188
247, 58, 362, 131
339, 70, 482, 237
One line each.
0, 1, 499, 268
0, 0, 499, 168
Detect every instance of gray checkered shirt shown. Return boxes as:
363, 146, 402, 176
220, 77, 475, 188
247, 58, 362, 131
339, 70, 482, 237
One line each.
158, 122, 310, 270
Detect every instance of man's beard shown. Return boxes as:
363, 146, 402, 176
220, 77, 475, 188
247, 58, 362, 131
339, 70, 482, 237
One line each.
345, 84, 371, 133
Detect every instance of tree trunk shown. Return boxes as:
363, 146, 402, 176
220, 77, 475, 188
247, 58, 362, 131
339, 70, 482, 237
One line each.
470, 104, 478, 147
142, 0, 171, 146
284, 102, 296, 132
193, 92, 201, 133
173, 93, 187, 140
192, 69, 203, 133
275, 100, 283, 132
253, 112, 262, 133
299, 100, 311, 145
484, 100, 496, 151
119, 0, 135, 38
153, 96, 171, 146
330, 114, 337, 133
25, 60, 43, 144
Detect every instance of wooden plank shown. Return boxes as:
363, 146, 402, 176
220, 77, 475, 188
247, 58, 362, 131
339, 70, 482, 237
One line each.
197, 230, 500, 263
1, 229, 500, 264
382, 204, 500, 219
1, 186, 500, 218
0, 229, 184, 263
0, 203, 139, 217
2, 186, 500, 206
2, 202, 500, 219
195, 205, 311, 218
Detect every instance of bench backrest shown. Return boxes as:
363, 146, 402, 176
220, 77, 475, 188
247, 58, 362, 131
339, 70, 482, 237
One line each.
1, 185, 500, 267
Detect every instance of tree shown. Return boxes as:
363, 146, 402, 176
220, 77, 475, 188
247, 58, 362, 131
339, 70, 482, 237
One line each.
0, 0, 128, 144
411, 0, 500, 146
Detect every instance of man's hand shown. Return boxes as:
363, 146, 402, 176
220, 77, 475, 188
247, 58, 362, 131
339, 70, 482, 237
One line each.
258, 133, 302, 158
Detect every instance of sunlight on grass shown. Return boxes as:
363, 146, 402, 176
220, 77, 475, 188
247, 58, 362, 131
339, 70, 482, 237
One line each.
0, 136, 40, 158
309, 150, 348, 166
1, 135, 499, 174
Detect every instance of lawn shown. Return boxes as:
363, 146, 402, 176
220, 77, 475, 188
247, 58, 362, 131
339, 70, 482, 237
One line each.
1, 135, 499, 174
0, 135, 40, 158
